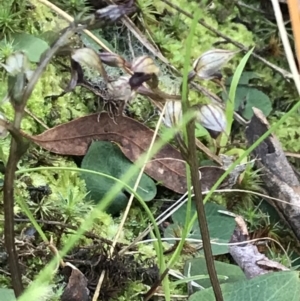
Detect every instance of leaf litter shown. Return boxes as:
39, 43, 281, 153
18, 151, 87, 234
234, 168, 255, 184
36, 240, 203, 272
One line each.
25, 112, 188, 194
23, 113, 244, 195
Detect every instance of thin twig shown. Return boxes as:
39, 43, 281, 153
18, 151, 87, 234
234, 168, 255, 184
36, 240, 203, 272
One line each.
161, 0, 293, 80
143, 268, 169, 301
271, 0, 300, 94
24, 108, 49, 130
0, 218, 126, 247
37, 0, 112, 52
135, 236, 289, 261
287, 0, 300, 68
118, 190, 189, 255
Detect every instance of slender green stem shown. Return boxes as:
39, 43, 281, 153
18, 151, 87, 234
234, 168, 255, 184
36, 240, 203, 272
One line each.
186, 121, 223, 300
180, 9, 222, 298
2, 24, 83, 298
167, 8, 223, 301
3, 138, 27, 296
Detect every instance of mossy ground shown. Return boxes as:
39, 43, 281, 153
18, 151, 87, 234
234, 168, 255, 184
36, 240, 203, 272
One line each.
0, 0, 300, 300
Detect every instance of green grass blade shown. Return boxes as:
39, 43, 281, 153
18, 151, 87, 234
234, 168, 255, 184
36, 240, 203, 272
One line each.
220, 47, 254, 147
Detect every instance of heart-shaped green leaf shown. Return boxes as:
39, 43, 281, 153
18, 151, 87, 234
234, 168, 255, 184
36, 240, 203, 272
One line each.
188, 271, 300, 301
233, 86, 272, 119
164, 202, 235, 255
223, 72, 272, 119
81, 141, 157, 214
184, 257, 245, 289
0, 288, 16, 301
11, 33, 49, 62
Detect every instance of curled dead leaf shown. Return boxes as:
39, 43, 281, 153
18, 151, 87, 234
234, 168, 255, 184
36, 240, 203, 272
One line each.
61, 263, 89, 301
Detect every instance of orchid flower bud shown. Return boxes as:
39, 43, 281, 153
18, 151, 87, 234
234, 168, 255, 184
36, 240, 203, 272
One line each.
195, 104, 226, 137
72, 48, 108, 82
164, 100, 182, 128
192, 49, 238, 80
99, 52, 126, 68
131, 56, 159, 75
0, 51, 33, 80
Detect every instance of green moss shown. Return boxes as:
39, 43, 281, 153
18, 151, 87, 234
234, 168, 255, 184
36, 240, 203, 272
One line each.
116, 281, 144, 301
270, 112, 300, 152
0, 0, 298, 298
30, 0, 69, 34
152, 0, 253, 71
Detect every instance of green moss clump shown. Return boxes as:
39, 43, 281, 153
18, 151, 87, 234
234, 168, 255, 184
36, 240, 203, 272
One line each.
270, 112, 300, 152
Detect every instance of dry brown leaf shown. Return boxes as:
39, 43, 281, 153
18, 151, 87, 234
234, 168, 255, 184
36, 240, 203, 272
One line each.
199, 166, 229, 191
61, 264, 89, 301
25, 113, 187, 194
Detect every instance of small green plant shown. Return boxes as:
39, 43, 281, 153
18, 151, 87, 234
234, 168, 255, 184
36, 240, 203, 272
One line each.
56, 188, 92, 223
238, 203, 270, 231
136, 0, 160, 24
0, 38, 14, 61
267, 243, 293, 268
271, 111, 300, 152
236, 165, 263, 203
52, 0, 91, 16
0, 0, 28, 39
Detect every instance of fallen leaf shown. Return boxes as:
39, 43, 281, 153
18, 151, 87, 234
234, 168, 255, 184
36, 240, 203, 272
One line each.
199, 166, 229, 191
61, 263, 89, 301
26, 113, 187, 194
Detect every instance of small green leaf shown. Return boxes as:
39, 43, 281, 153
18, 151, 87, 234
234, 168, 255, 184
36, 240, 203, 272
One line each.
81, 141, 157, 214
195, 123, 209, 138
188, 271, 300, 301
164, 202, 235, 255
184, 257, 245, 289
0, 288, 16, 301
234, 86, 272, 119
225, 71, 260, 86
81, 31, 115, 52
223, 71, 272, 120
11, 33, 49, 62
